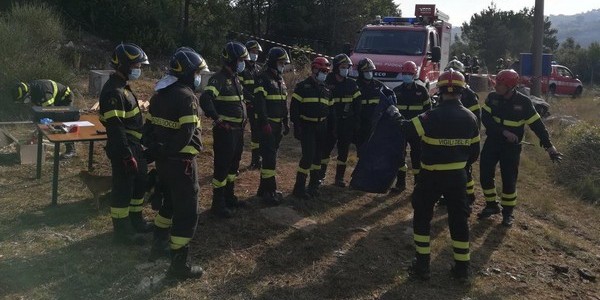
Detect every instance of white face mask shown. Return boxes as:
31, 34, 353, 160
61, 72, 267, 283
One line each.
277, 65, 285, 74
316, 71, 327, 82
128, 68, 141, 80
236, 61, 246, 73
339, 68, 349, 78
193, 75, 202, 90
249, 53, 258, 62
363, 71, 373, 80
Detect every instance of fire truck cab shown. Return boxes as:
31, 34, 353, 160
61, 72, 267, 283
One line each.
349, 4, 451, 94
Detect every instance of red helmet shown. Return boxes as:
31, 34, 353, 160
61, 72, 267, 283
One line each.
311, 57, 331, 72
496, 69, 519, 89
437, 69, 466, 94
401, 61, 418, 74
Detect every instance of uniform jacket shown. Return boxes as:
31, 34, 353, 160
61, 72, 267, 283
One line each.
200, 68, 245, 124
239, 61, 262, 105
290, 76, 334, 124
460, 85, 481, 128
253, 69, 288, 125
99, 74, 143, 159
393, 82, 431, 119
325, 74, 361, 119
357, 78, 385, 123
144, 82, 202, 157
28, 79, 72, 107
482, 90, 552, 148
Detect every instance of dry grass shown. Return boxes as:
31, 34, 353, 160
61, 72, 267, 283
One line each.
0, 80, 599, 299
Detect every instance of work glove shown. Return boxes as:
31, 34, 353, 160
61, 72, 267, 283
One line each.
262, 123, 272, 135
293, 123, 302, 140
123, 155, 138, 174
214, 119, 232, 131
546, 146, 563, 163
283, 122, 290, 136
502, 130, 519, 144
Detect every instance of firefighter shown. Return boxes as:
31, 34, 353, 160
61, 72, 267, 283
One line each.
390, 61, 431, 193
322, 53, 361, 187
356, 57, 385, 148
143, 48, 207, 279
478, 69, 562, 226
99, 43, 152, 245
291, 57, 333, 198
495, 58, 505, 74
241, 40, 263, 169
471, 56, 480, 74
442, 61, 481, 206
200, 42, 249, 218
13, 79, 76, 159
253, 47, 290, 204
385, 69, 480, 280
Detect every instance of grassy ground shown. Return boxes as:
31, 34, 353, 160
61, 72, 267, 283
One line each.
0, 80, 598, 299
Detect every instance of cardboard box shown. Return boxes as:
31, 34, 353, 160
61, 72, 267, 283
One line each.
18, 143, 44, 165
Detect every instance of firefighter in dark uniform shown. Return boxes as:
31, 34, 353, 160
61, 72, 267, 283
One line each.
390, 61, 431, 193
240, 40, 263, 169
253, 47, 290, 204
478, 69, 562, 226
291, 57, 333, 198
143, 48, 207, 279
386, 69, 480, 280
99, 43, 152, 245
495, 58, 505, 74
322, 54, 361, 187
442, 61, 481, 206
356, 57, 385, 148
14, 79, 76, 159
200, 42, 249, 218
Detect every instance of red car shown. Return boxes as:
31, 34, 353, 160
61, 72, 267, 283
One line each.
521, 64, 583, 97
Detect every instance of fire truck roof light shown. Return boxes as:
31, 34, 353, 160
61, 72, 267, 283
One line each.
382, 17, 416, 24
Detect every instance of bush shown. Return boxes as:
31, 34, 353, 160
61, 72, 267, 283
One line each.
0, 3, 75, 120
554, 123, 600, 204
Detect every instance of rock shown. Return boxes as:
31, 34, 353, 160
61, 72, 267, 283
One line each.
577, 268, 596, 282
545, 114, 580, 126
550, 264, 569, 274
492, 267, 502, 274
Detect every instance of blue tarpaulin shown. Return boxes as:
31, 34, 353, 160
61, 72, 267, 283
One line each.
350, 90, 405, 193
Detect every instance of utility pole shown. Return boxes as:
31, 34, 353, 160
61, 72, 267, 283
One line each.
531, 0, 544, 97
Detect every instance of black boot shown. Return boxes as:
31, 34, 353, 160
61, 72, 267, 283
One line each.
390, 171, 406, 193
307, 170, 322, 197
334, 164, 346, 187
451, 261, 471, 281
61, 142, 77, 159
501, 206, 515, 227
167, 245, 204, 280
249, 149, 261, 170
409, 254, 430, 280
211, 188, 233, 218
225, 181, 246, 209
292, 172, 310, 198
477, 201, 501, 219
148, 226, 170, 262
261, 178, 281, 206
112, 217, 145, 246
130, 211, 153, 233
319, 164, 328, 181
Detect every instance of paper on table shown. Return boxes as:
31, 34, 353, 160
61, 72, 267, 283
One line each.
62, 121, 95, 127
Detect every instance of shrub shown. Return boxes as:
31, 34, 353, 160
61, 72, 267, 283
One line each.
0, 3, 74, 120
554, 123, 600, 204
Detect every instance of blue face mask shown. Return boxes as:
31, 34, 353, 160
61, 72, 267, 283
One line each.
129, 68, 141, 80
363, 71, 373, 80
236, 61, 246, 73
402, 74, 414, 84
193, 75, 202, 90
316, 71, 327, 82
339, 68, 349, 78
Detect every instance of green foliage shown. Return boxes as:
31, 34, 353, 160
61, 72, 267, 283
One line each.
457, 4, 558, 68
0, 3, 74, 120
554, 39, 600, 84
554, 123, 600, 203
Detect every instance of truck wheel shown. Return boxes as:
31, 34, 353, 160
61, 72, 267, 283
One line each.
572, 86, 582, 98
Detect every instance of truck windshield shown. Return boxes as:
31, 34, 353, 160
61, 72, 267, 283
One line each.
354, 29, 427, 56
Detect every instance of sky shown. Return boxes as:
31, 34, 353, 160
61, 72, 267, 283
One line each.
393, 0, 599, 26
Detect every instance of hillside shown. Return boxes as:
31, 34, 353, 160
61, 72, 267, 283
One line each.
451, 9, 600, 47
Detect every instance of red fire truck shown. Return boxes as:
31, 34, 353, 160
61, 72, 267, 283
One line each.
349, 4, 452, 93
